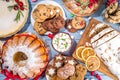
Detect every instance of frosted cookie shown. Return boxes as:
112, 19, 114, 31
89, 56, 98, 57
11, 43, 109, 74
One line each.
46, 65, 56, 77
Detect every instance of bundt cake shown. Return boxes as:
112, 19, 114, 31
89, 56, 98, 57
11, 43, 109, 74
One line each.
2, 33, 48, 79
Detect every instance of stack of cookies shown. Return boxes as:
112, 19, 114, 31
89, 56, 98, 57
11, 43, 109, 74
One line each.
104, 1, 120, 23
32, 4, 65, 34
46, 54, 87, 80
65, 17, 86, 33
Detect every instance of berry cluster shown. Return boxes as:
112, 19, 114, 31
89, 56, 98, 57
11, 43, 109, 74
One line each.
75, 0, 98, 9
4, 0, 26, 22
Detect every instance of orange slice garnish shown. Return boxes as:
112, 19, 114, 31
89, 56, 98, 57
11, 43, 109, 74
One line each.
85, 56, 100, 71
81, 47, 95, 61
76, 46, 85, 60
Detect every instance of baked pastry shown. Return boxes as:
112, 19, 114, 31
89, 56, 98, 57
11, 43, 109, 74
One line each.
42, 16, 65, 33
90, 23, 120, 79
0, 0, 29, 38
2, 33, 48, 79
57, 64, 75, 79
104, 1, 120, 23
46, 54, 87, 80
69, 64, 87, 80
63, 0, 102, 16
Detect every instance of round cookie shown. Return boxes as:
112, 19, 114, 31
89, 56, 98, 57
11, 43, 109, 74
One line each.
54, 6, 63, 17
34, 21, 47, 35
37, 4, 51, 20
65, 19, 78, 33
32, 9, 45, 22
47, 5, 57, 18
53, 16, 65, 29
48, 20, 59, 33
72, 17, 86, 29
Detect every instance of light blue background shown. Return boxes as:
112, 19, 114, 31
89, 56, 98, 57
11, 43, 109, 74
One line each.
0, 0, 120, 80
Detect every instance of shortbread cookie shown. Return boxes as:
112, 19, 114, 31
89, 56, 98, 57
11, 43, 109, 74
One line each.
34, 22, 47, 35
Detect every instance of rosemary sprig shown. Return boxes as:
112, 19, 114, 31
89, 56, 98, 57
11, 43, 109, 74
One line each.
14, 9, 24, 22
8, 5, 14, 11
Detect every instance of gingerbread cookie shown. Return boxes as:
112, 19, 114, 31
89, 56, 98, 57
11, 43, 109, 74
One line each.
34, 22, 47, 35
69, 64, 87, 80
72, 17, 86, 29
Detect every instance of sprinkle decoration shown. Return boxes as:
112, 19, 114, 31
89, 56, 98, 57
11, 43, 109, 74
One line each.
70, 13, 75, 17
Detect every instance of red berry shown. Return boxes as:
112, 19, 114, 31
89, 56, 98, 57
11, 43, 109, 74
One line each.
96, 74, 101, 79
48, 33, 54, 39
76, 2, 80, 6
90, 71, 95, 76
18, 1, 23, 7
6, 0, 9, 2
14, 5, 19, 10
32, 0, 37, 2
15, 0, 19, 3
20, 7, 24, 11
88, 3, 93, 9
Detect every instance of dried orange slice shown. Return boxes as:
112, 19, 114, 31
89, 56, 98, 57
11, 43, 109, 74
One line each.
76, 46, 85, 60
85, 56, 100, 71
81, 47, 95, 61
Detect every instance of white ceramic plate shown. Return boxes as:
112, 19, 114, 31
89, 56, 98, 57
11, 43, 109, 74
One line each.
31, 0, 66, 35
